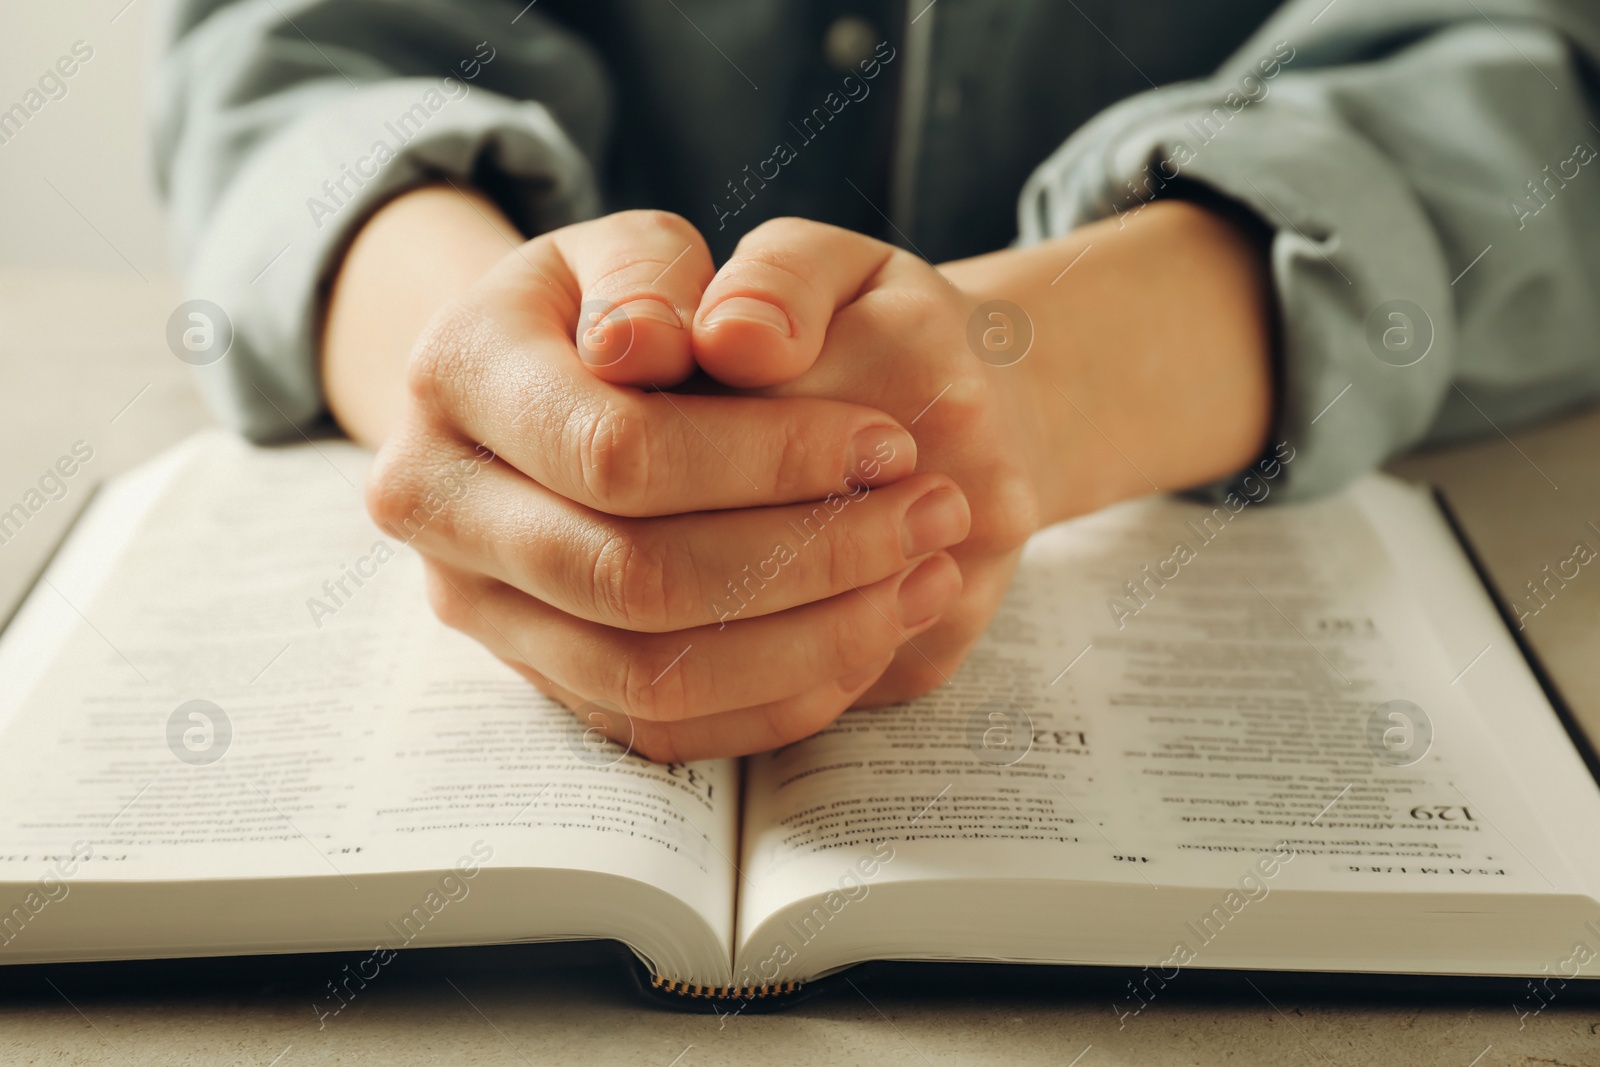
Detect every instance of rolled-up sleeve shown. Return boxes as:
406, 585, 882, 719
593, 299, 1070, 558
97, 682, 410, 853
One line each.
1017, 0, 1600, 501
152, 0, 611, 441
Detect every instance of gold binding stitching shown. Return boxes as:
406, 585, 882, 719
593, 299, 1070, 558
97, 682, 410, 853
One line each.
650, 974, 803, 999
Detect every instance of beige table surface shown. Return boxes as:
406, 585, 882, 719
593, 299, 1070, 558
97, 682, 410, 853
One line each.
2, 268, 1599, 1066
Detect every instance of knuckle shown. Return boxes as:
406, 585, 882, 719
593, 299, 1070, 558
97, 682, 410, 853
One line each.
569, 400, 653, 513
815, 502, 871, 590
617, 208, 697, 241
365, 445, 430, 542
885, 287, 948, 342
587, 211, 708, 293
588, 530, 672, 631
823, 602, 879, 674
952, 372, 995, 427
405, 302, 486, 416
404, 330, 450, 414
741, 215, 824, 249
975, 469, 1042, 552
769, 423, 832, 499
614, 647, 690, 723
423, 567, 474, 633
728, 227, 828, 292
946, 346, 990, 395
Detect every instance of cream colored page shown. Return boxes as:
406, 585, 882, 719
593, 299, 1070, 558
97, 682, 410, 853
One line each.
0, 433, 735, 943
738, 477, 1583, 944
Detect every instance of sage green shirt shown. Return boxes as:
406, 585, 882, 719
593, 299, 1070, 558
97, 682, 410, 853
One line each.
153, 0, 1600, 501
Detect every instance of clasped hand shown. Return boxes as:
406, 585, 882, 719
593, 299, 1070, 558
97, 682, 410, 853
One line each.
364, 202, 1274, 761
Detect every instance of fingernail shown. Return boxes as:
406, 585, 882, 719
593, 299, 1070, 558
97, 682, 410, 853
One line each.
701, 296, 791, 337
607, 299, 681, 328
838, 658, 890, 692
897, 556, 959, 628
901, 488, 970, 558
848, 425, 916, 486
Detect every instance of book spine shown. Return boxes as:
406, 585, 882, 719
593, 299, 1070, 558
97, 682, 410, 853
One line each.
649, 974, 804, 999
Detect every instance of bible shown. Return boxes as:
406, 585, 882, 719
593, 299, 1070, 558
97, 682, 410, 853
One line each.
2, 430, 1597, 1006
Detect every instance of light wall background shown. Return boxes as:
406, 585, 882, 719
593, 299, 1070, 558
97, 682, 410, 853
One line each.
0, 0, 170, 272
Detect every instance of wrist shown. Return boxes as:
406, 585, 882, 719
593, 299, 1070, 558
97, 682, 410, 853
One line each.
323, 183, 520, 446
948, 198, 1275, 527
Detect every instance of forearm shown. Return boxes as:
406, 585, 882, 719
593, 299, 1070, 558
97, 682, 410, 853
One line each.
323, 184, 521, 447
944, 199, 1275, 525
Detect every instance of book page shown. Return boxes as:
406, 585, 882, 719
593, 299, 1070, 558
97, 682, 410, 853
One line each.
0, 433, 737, 961
735, 476, 1594, 965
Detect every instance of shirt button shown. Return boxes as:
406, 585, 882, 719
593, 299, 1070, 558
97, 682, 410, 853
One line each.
824, 16, 879, 71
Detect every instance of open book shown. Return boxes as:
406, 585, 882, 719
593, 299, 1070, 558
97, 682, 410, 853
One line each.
2, 431, 1598, 1006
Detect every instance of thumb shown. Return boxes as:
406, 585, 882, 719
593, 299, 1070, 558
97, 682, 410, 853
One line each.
692, 218, 895, 388
553, 210, 715, 388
